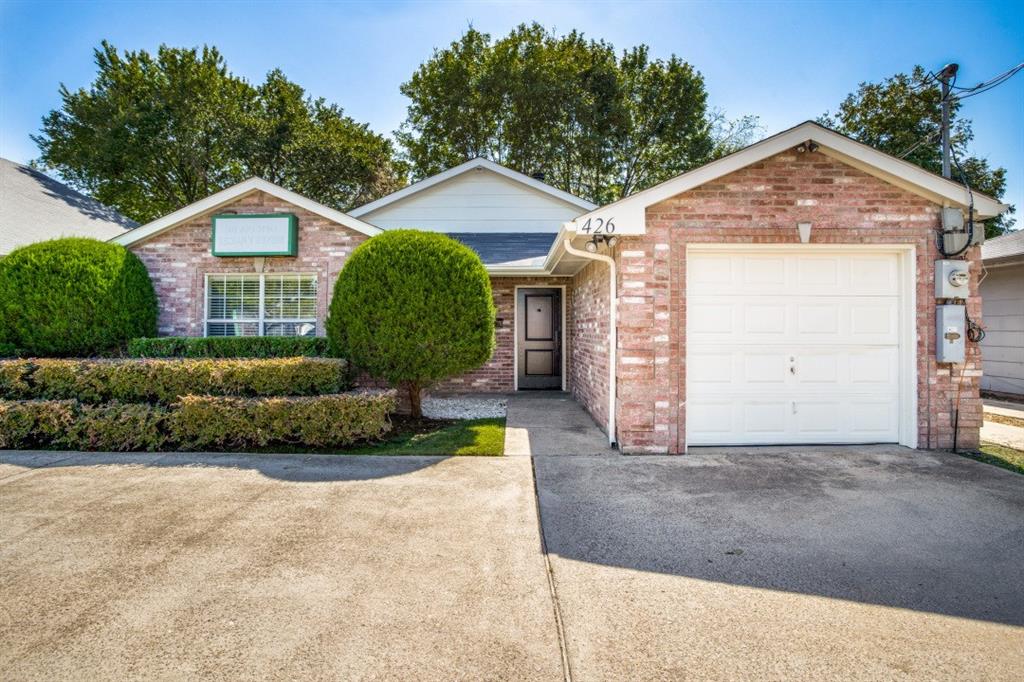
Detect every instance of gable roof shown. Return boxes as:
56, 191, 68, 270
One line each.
565, 121, 1009, 236
113, 177, 381, 247
981, 230, 1024, 263
349, 157, 596, 218
1, 158, 137, 255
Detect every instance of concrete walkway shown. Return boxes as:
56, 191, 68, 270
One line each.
503, 392, 615, 456
982, 398, 1024, 450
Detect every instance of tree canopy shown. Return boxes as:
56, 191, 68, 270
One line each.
397, 24, 759, 205
34, 42, 407, 223
820, 66, 1015, 235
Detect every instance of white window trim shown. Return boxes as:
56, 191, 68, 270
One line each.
204, 272, 318, 337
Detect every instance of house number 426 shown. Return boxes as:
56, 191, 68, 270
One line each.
578, 217, 616, 234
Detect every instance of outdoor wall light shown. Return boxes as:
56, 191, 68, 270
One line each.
798, 222, 812, 243
584, 235, 618, 253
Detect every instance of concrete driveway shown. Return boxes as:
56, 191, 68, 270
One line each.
0, 452, 563, 680
534, 446, 1024, 681
2, 446, 1022, 680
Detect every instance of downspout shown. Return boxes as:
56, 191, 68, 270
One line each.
562, 238, 617, 446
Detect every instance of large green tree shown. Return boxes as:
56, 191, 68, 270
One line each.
820, 66, 1014, 236
34, 42, 406, 223
398, 24, 758, 204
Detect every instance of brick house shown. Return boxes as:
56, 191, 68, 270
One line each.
114, 122, 1008, 453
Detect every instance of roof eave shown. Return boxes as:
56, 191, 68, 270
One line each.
112, 178, 382, 248
350, 158, 596, 218
568, 121, 1009, 230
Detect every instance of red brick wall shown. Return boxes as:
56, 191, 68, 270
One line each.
433, 276, 573, 393
129, 190, 367, 337
617, 149, 982, 453
570, 259, 611, 430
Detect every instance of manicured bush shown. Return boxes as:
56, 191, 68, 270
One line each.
169, 391, 396, 450
327, 230, 495, 417
128, 336, 333, 358
0, 357, 350, 404
0, 391, 395, 451
0, 238, 157, 356
0, 360, 33, 398
0, 399, 76, 449
63, 402, 169, 452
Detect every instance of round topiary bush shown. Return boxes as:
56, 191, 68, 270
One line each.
327, 230, 495, 417
0, 237, 158, 356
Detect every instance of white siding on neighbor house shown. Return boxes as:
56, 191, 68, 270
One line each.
980, 263, 1024, 396
358, 169, 583, 233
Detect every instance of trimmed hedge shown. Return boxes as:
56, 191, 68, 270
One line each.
0, 238, 157, 356
0, 357, 350, 404
170, 393, 394, 449
128, 336, 332, 359
0, 391, 395, 451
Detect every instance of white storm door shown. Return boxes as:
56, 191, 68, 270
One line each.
686, 250, 902, 445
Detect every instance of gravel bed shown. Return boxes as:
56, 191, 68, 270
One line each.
421, 395, 507, 420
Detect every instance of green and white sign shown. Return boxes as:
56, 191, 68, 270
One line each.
212, 213, 298, 256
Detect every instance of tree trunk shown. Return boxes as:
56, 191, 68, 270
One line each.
407, 382, 422, 419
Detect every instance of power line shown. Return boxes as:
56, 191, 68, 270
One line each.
947, 62, 1024, 101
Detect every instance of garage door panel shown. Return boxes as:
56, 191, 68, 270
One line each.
743, 353, 789, 384
848, 398, 899, 437
688, 395, 900, 445
689, 296, 898, 345
687, 400, 734, 437
849, 256, 900, 294
743, 401, 789, 436
687, 250, 903, 446
794, 400, 844, 434
743, 304, 787, 335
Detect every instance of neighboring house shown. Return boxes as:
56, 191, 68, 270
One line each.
0, 158, 136, 255
979, 230, 1024, 397
113, 121, 1009, 452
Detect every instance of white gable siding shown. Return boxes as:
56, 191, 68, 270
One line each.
359, 169, 583, 233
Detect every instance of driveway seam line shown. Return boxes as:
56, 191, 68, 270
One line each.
530, 455, 573, 682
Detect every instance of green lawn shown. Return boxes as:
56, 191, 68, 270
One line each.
961, 442, 1024, 475
344, 417, 506, 456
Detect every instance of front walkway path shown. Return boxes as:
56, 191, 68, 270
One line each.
503, 392, 615, 456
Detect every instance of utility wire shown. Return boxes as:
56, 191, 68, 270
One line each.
947, 62, 1024, 101
897, 131, 941, 159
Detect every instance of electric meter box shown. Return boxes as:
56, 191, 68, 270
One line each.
936, 304, 966, 363
935, 259, 970, 298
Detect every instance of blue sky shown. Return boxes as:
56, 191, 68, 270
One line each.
1, 0, 1022, 214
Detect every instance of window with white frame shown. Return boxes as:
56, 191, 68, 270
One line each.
205, 273, 317, 337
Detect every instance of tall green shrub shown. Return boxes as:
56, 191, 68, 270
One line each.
0, 238, 157, 356
327, 230, 495, 417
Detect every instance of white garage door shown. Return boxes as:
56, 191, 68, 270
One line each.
686, 250, 903, 445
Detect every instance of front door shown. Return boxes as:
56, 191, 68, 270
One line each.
517, 288, 562, 390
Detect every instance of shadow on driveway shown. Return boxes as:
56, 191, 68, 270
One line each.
534, 446, 1024, 627
0, 450, 447, 483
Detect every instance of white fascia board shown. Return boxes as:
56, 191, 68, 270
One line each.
486, 265, 569, 277
349, 158, 596, 218
113, 178, 382, 247
566, 121, 1009, 237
